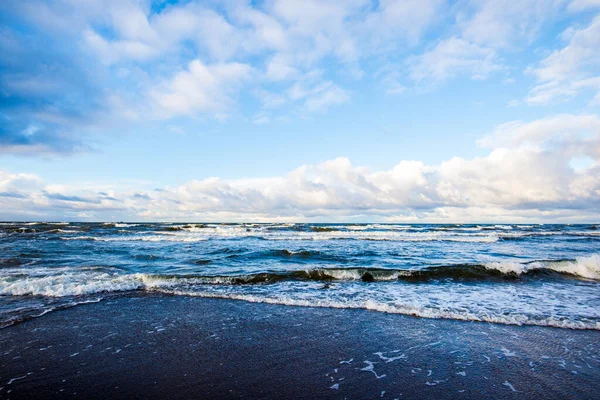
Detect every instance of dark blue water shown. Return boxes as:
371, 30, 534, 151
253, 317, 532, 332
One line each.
1, 222, 599, 329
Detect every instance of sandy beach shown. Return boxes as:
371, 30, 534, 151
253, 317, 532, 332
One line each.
1, 294, 598, 399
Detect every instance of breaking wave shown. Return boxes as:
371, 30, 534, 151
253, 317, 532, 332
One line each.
2, 221, 599, 331
1, 255, 598, 299
1, 254, 599, 330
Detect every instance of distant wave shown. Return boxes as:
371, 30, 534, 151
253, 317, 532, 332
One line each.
58, 232, 501, 243
3, 223, 600, 245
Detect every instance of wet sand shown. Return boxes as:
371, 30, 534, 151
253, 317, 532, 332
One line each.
1, 293, 599, 399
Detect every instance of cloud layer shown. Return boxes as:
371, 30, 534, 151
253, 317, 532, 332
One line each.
2, 0, 598, 154
2, 114, 599, 222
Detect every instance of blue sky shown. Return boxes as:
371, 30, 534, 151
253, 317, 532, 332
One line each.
1, 0, 600, 222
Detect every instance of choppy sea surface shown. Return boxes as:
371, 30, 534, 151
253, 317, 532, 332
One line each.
0, 222, 599, 329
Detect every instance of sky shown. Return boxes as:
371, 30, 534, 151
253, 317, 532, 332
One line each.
0, 0, 600, 222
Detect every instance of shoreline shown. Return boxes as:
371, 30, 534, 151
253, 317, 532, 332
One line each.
1, 293, 599, 399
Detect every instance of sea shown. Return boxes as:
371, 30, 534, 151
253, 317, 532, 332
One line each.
0, 222, 599, 330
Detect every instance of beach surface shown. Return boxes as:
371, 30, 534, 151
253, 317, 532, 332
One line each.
1, 294, 599, 399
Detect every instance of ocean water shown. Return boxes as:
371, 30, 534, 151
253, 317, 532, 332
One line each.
0, 222, 599, 329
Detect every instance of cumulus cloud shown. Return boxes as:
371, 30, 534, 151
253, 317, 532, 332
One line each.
149, 60, 253, 118
2, 114, 599, 222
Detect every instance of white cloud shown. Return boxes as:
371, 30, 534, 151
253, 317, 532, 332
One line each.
252, 116, 270, 125
568, 0, 600, 12
407, 37, 503, 84
255, 76, 349, 114
477, 114, 600, 149
83, 29, 159, 65
527, 16, 600, 104
265, 55, 299, 81
149, 60, 253, 118
457, 0, 567, 48
0, 171, 42, 193
401, 0, 569, 89
300, 82, 350, 113
385, 82, 406, 95
362, 0, 445, 46
3, 114, 599, 222
253, 89, 288, 109
79, 0, 449, 115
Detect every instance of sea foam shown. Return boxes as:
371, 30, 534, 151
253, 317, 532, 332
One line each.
485, 254, 600, 280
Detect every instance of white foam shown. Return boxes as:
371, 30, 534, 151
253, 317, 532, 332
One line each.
62, 229, 500, 243
503, 381, 517, 392
155, 285, 600, 331
0, 270, 143, 296
63, 235, 209, 242
484, 261, 528, 275
324, 269, 403, 281
0, 268, 226, 297
484, 254, 600, 280
51, 229, 79, 233
546, 254, 600, 280
360, 361, 387, 379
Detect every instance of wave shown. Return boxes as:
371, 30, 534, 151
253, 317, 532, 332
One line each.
114, 223, 138, 228
2, 255, 598, 299
485, 254, 600, 280
234, 249, 350, 263
62, 235, 210, 242
6, 223, 600, 244
155, 289, 599, 331
54, 230, 600, 243
2, 255, 599, 330
58, 232, 500, 243
0, 298, 103, 329
0, 267, 143, 297
47, 229, 80, 234
480, 225, 513, 230
185, 255, 600, 283
310, 226, 340, 232
271, 249, 315, 257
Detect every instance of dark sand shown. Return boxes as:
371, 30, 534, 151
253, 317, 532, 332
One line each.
1, 294, 599, 399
